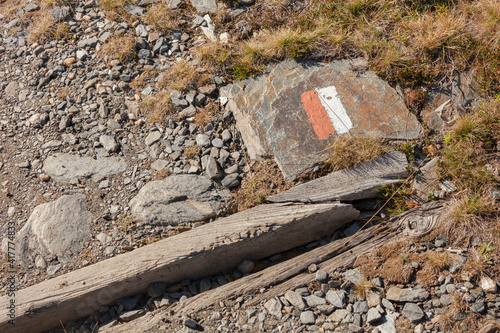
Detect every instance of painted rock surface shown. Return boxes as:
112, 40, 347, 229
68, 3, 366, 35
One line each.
222, 59, 423, 180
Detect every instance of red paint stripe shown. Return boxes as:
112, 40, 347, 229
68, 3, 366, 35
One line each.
301, 90, 335, 140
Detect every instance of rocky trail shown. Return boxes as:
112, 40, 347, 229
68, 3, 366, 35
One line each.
0, 0, 499, 332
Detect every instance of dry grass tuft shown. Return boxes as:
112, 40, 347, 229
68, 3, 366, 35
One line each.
231, 159, 292, 211
157, 60, 198, 92
144, 2, 179, 33
323, 135, 388, 172
183, 145, 200, 159
194, 102, 217, 127
141, 92, 172, 124
100, 35, 137, 63
99, 0, 133, 21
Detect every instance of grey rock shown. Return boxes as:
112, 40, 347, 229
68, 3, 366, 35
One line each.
16, 195, 91, 265
264, 298, 282, 319
300, 311, 316, 324
151, 159, 169, 171
284, 290, 306, 311
367, 307, 382, 324
138, 49, 152, 59
305, 294, 326, 307
440, 294, 453, 307
135, 24, 148, 37
76, 49, 88, 61
353, 301, 369, 313
125, 4, 145, 15
402, 303, 424, 322
50, 6, 70, 21
147, 282, 167, 298
43, 153, 127, 183
386, 286, 429, 303
78, 37, 98, 49
35, 256, 47, 269
120, 309, 146, 322
190, 0, 217, 12
167, 0, 182, 9
344, 269, 364, 284
129, 174, 229, 225
184, 317, 197, 328
326, 290, 346, 308
117, 294, 142, 311
199, 278, 211, 292
145, 131, 162, 146
212, 138, 224, 148
381, 299, 394, 311
100, 135, 119, 153
205, 156, 223, 179
316, 269, 328, 282
470, 301, 485, 313
237, 259, 254, 274
46, 264, 61, 275
221, 173, 240, 188
196, 134, 211, 147
330, 309, 353, 323
24, 3, 39, 12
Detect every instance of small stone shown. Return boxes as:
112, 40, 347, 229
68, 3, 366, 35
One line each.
147, 282, 167, 298
264, 298, 282, 319
184, 317, 197, 329
329, 309, 354, 324
46, 264, 61, 275
481, 277, 497, 294
40, 174, 51, 181
382, 298, 395, 311
63, 57, 76, 66
440, 294, 453, 307
326, 290, 346, 308
353, 301, 369, 313
344, 269, 364, 284
120, 309, 146, 322
470, 301, 485, 313
237, 259, 254, 274
221, 173, 240, 188
386, 286, 429, 303
145, 131, 162, 146
366, 307, 382, 324
100, 135, 118, 153
366, 292, 381, 308
316, 269, 328, 283
305, 295, 326, 307
284, 290, 306, 311
308, 264, 318, 273
402, 303, 424, 322
300, 311, 316, 325
212, 138, 224, 148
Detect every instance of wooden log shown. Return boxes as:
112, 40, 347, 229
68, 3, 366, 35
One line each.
268, 151, 408, 203
0, 202, 358, 333
102, 202, 444, 333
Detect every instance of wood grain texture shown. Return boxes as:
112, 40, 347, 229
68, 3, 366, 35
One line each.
268, 151, 409, 203
103, 202, 444, 333
0, 202, 358, 333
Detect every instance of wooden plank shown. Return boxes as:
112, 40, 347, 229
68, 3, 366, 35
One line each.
0, 202, 358, 333
268, 151, 409, 203
102, 202, 444, 333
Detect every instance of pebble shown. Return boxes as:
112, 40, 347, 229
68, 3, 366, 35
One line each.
300, 311, 316, 324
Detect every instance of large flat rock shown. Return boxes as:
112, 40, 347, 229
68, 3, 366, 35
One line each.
222, 59, 423, 180
129, 174, 230, 225
16, 194, 92, 266
42, 153, 127, 182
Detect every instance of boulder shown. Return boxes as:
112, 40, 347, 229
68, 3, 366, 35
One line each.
16, 195, 92, 266
221, 59, 422, 180
129, 174, 230, 225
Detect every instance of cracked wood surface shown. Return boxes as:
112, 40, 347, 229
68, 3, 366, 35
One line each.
0, 202, 358, 333
103, 202, 443, 333
268, 151, 408, 203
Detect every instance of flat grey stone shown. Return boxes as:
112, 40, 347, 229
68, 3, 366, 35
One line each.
221, 59, 422, 180
386, 286, 429, 303
16, 195, 91, 265
221, 173, 240, 188
264, 298, 282, 319
50, 6, 70, 21
77, 37, 98, 49
129, 174, 229, 225
402, 303, 424, 322
326, 290, 346, 308
353, 301, 369, 313
300, 311, 315, 324
145, 131, 162, 146
43, 153, 127, 183
117, 294, 142, 311
367, 307, 382, 323
147, 282, 167, 298
237, 259, 254, 274
190, 0, 217, 13
120, 309, 146, 322
329, 309, 353, 323
304, 295, 326, 307
151, 159, 169, 171
344, 269, 364, 284
284, 290, 306, 311
470, 301, 485, 313
100, 135, 118, 153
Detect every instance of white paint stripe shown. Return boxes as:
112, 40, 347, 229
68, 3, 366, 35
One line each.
315, 86, 353, 134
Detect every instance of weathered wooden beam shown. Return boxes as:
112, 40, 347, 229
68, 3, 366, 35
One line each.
268, 151, 408, 203
102, 202, 443, 333
0, 202, 358, 333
